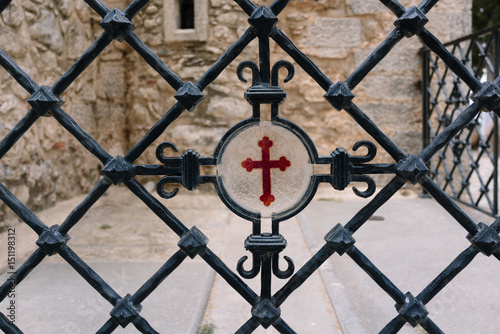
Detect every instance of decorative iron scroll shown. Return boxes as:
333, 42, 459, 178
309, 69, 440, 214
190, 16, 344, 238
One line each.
0, 0, 499, 333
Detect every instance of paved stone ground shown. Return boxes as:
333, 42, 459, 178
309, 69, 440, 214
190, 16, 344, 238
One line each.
0, 184, 499, 333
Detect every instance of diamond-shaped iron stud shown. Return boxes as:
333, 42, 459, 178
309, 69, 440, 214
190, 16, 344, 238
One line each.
174, 82, 205, 112
27, 86, 65, 117
324, 81, 355, 111
251, 299, 281, 329
394, 6, 429, 38
396, 292, 429, 327
110, 294, 142, 328
36, 225, 70, 256
474, 81, 500, 115
395, 154, 429, 184
178, 226, 209, 258
325, 224, 355, 255
248, 5, 279, 37
102, 156, 134, 185
469, 223, 500, 256
100, 9, 136, 42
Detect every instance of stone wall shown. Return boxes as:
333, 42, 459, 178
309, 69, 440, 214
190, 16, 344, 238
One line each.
0, 0, 471, 224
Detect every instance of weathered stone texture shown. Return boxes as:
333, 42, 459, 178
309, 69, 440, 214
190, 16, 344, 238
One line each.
0, 0, 472, 223
301, 18, 362, 58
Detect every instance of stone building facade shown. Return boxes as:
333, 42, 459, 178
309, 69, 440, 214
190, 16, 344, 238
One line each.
0, 0, 471, 223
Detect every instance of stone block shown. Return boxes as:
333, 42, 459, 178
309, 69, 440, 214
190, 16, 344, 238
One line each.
426, 11, 472, 42
346, 0, 386, 15
354, 42, 420, 75
0, 26, 28, 58
1, 0, 24, 28
206, 96, 248, 118
29, 10, 64, 55
361, 75, 419, 101
96, 65, 126, 100
357, 103, 414, 128
301, 18, 362, 59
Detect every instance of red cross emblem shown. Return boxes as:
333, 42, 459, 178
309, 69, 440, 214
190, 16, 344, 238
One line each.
241, 136, 291, 206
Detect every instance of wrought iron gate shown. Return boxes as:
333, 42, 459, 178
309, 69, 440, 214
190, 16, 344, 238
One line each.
0, 0, 499, 333
423, 24, 500, 217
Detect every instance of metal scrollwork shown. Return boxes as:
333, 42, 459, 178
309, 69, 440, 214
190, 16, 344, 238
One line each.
271, 60, 294, 86
156, 142, 181, 199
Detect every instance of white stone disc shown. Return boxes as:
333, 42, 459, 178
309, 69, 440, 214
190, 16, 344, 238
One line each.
217, 121, 314, 219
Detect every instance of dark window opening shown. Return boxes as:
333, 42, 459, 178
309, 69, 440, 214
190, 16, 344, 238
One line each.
180, 0, 195, 29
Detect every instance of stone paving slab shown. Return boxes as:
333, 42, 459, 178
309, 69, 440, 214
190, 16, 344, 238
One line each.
299, 196, 500, 334
2, 185, 499, 333
202, 214, 343, 334
0, 260, 214, 333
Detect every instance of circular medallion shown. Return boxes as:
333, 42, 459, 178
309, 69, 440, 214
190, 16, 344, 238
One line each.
216, 121, 314, 220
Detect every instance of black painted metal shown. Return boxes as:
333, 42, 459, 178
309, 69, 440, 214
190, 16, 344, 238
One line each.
422, 24, 500, 216
0, 0, 499, 333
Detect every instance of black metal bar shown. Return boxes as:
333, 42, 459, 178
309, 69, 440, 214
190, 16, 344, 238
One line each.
345, 177, 407, 233
422, 47, 431, 150
0, 49, 39, 94
443, 24, 500, 47
52, 33, 114, 96
58, 246, 121, 305
131, 250, 188, 304
379, 316, 406, 334
420, 176, 479, 235
124, 32, 185, 91
0, 313, 23, 334
125, 178, 189, 236
345, 29, 406, 90
273, 244, 334, 306
0, 109, 40, 160
258, 37, 271, 85
351, 163, 396, 175
124, 0, 151, 19
419, 317, 445, 334
347, 246, 406, 304
58, 178, 112, 234
132, 316, 160, 334
234, 0, 257, 16
269, 0, 291, 15
51, 107, 113, 164
200, 248, 259, 305
272, 318, 297, 334
0, 183, 47, 235
261, 254, 272, 298
379, 0, 405, 17
133, 164, 181, 175
419, 103, 483, 163
418, 0, 439, 14
0, 1, 12, 14
494, 30, 499, 215
418, 28, 483, 92
197, 29, 257, 91
344, 103, 407, 161
0, 249, 46, 301
124, 104, 184, 163
271, 29, 332, 91
83, 0, 111, 18
235, 317, 260, 334
417, 245, 479, 305
95, 319, 119, 334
